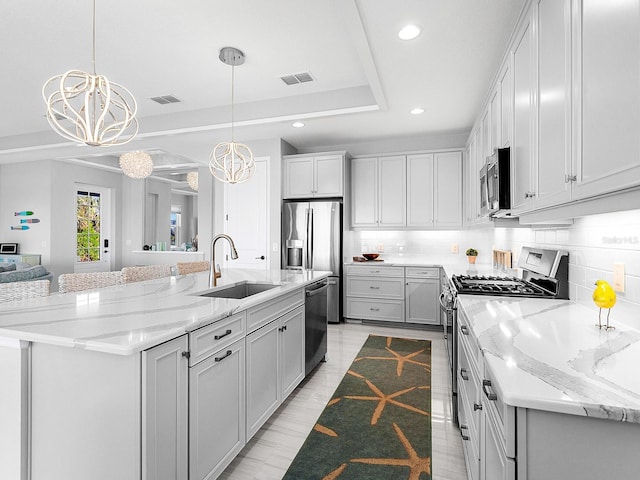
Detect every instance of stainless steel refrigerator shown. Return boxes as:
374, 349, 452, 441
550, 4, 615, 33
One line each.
282, 200, 342, 323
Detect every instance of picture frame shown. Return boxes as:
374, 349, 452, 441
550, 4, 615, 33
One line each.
0, 243, 19, 254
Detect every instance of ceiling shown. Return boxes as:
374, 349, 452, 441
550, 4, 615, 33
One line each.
0, 0, 525, 180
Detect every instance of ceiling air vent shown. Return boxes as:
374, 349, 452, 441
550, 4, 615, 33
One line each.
150, 95, 181, 105
280, 72, 315, 86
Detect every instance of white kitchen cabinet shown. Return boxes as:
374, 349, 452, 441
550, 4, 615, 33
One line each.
434, 152, 463, 227
351, 155, 406, 228
142, 335, 189, 480
189, 339, 245, 480
571, 0, 640, 200
407, 152, 462, 228
511, 6, 535, 213
405, 267, 440, 325
534, 0, 572, 209
283, 152, 345, 199
345, 265, 405, 323
499, 62, 512, 148
246, 305, 305, 439
490, 90, 500, 152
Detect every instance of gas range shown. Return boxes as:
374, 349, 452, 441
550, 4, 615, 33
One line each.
451, 247, 570, 300
451, 275, 551, 298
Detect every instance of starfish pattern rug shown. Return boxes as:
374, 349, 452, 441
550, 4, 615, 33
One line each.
282, 334, 432, 480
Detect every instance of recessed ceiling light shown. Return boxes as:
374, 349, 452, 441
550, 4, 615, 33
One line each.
398, 25, 422, 40
410, 107, 425, 115
292, 122, 305, 128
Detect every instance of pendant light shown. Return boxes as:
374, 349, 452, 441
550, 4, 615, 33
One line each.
209, 47, 255, 184
119, 151, 153, 179
42, 0, 138, 147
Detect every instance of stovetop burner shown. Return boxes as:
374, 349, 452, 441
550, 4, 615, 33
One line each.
451, 274, 551, 298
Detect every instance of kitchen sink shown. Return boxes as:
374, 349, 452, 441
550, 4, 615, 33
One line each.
197, 281, 279, 299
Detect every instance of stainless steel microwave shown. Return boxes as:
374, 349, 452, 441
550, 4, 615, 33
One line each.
485, 147, 511, 215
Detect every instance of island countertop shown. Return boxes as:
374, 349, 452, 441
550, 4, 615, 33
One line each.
0, 268, 329, 356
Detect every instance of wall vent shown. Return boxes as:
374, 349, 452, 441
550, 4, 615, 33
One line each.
280, 72, 315, 85
150, 95, 181, 105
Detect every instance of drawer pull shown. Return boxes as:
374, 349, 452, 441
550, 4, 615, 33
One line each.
214, 350, 233, 362
214, 329, 232, 340
370, 270, 380, 273
181, 351, 190, 359
460, 424, 470, 441
482, 379, 498, 401
369, 286, 380, 290
460, 368, 469, 381
460, 325, 469, 335
473, 403, 483, 411
370, 307, 380, 312
278, 325, 288, 332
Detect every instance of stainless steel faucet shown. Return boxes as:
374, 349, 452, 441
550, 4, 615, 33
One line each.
209, 234, 239, 287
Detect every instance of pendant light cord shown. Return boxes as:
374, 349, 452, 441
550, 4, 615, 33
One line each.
231, 64, 235, 142
91, 0, 97, 75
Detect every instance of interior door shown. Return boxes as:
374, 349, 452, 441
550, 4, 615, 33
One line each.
224, 158, 268, 269
74, 184, 112, 273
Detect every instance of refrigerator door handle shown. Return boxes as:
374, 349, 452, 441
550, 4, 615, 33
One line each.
307, 207, 314, 270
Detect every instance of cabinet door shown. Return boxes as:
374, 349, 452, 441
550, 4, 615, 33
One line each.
279, 306, 305, 398
481, 408, 516, 480
246, 320, 280, 439
284, 157, 314, 198
406, 154, 434, 227
434, 152, 463, 227
536, 0, 572, 209
573, 0, 640, 199
378, 155, 406, 227
511, 10, 535, 211
189, 340, 245, 480
314, 155, 343, 197
405, 279, 439, 325
499, 63, 512, 147
142, 335, 188, 480
351, 157, 378, 227
490, 90, 500, 151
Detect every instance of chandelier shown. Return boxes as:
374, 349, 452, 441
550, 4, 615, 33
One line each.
209, 47, 255, 184
42, 0, 138, 147
186, 171, 199, 191
119, 151, 153, 179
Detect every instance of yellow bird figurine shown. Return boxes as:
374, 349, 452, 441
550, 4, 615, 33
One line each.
592, 279, 616, 330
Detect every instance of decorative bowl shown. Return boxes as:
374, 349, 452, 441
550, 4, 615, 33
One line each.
362, 253, 379, 261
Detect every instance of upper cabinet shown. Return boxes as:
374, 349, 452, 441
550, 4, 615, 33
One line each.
283, 152, 346, 199
572, 0, 640, 199
351, 151, 462, 229
351, 155, 406, 228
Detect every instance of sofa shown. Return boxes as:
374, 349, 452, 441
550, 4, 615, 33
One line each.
0, 263, 53, 283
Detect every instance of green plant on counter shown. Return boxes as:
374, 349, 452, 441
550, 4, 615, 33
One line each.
465, 248, 478, 256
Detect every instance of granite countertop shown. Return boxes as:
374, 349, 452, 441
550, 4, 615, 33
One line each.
346, 255, 640, 423
0, 268, 329, 356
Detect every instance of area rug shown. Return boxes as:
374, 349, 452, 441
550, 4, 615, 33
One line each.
283, 334, 432, 480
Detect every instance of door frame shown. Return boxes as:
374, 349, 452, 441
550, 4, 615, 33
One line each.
74, 183, 114, 273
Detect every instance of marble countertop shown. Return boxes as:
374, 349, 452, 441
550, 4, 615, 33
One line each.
348, 255, 640, 423
0, 268, 329, 356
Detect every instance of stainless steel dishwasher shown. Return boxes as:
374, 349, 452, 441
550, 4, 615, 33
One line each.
304, 278, 328, 375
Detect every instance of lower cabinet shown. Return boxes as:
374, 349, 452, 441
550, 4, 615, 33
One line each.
189, 339, 245, 480
345, 265, 441, 325
142, 334, 189, 480
246, 305, 305, 440
142, 288, 305, 480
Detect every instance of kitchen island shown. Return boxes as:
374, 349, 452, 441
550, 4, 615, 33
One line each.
0, 268, 329, 480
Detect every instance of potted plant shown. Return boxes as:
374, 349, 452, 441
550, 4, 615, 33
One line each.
465, 248, 478, 264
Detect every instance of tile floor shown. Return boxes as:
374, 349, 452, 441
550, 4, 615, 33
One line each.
219, 322, 467, 479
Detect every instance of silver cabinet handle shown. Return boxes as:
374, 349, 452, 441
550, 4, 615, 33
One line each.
214, 350, 233, 362
482, 379, 498, 401
460, 424, 470, 441
474, 403, 483, 411
460, 368, 469, 381
214, 329, 232, 340
370, 307, 380, 312
460, 325, 469, 335
369, 286, 380, 290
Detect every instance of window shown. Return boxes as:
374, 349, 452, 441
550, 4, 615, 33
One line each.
76, 190, 101, 262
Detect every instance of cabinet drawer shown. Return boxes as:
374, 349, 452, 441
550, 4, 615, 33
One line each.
346, 298, 404, 322
458, 338, 481, 441
482, 363, 516, 458
405, 266, 439, 278
247, 288, 304, 333
457, 309, 480, 373
346, 276, 404, 299
458, 384, 480, 480
345, 265, 404, 277
189, 312, 245, 366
